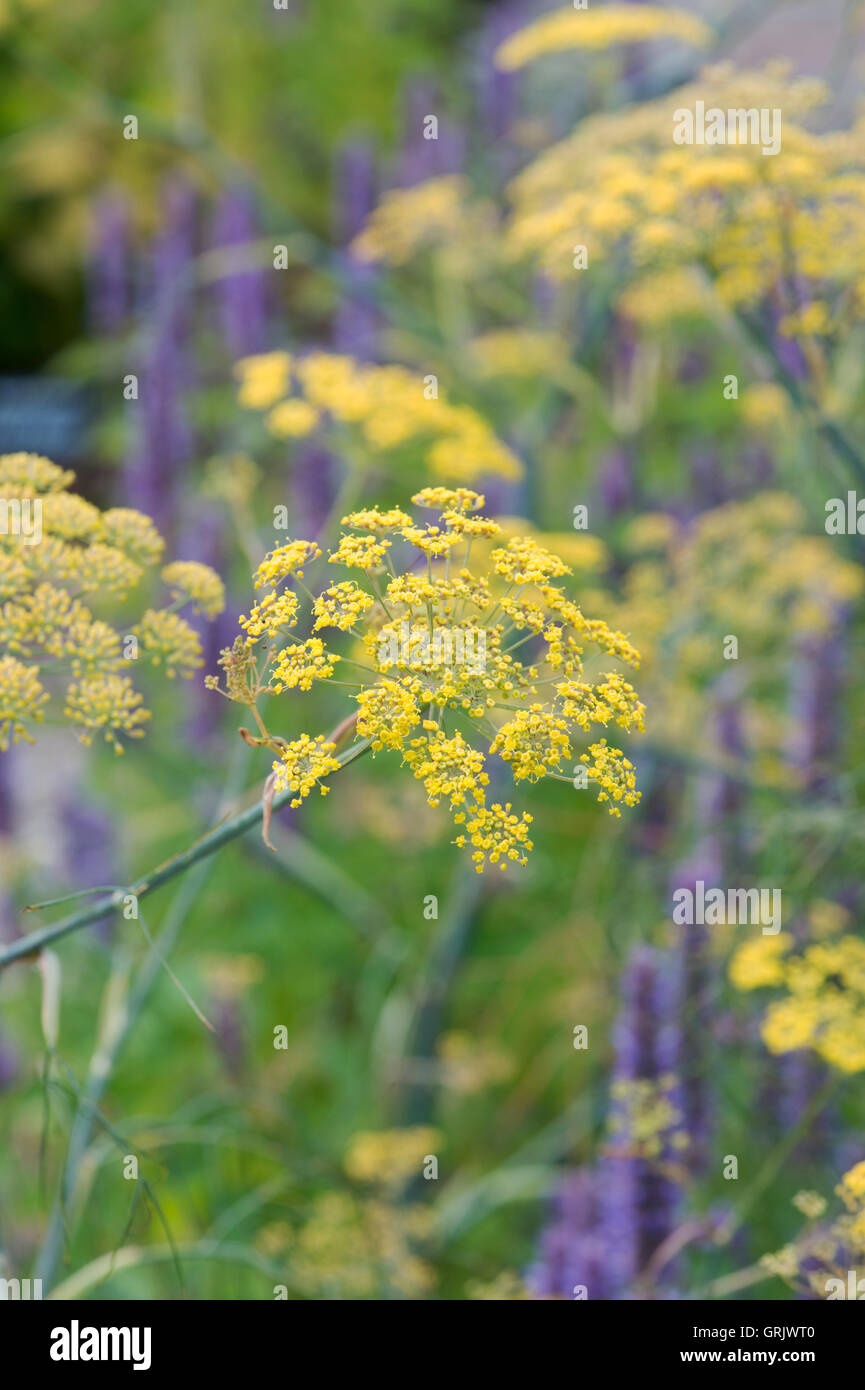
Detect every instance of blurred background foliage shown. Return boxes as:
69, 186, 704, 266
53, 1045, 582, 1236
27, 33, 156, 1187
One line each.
3, 0, 865, 1300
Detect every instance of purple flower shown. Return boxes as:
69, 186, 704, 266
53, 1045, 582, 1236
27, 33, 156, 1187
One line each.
526, 1169, 616, 1300
0, 1034, 20, 1092
689, 450, 728, 511
669, 689, 745, 1170
60, 796, 119, 945
0, 748, 17, 942
769, 284, 811, 382
530, 947, 683, 1300
395, 79, 465, 186
474, 2, 530, 179
287, 441, 336, 541
604, 946, 681, 1289
596, 448, 633, 517
124, 178, 198, 536
0, 742, 13, 838
61, 797, 117, 891
174, 504, 231, 752
88, 192, 132, 337
332, 139, 380, 360
211, 997, 247, 1081
773, 1048, 831, 1164
211, 186, 270, 359
759, 625, 847, 1154
669, 860, 714, 1172
531, 272, 558, 325
786, 625, 845, 798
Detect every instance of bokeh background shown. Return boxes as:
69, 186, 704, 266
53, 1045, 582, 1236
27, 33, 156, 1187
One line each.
3, 0, 865, 1300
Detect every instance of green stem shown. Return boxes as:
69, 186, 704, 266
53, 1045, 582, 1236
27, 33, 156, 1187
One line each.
0, 735, 371, 972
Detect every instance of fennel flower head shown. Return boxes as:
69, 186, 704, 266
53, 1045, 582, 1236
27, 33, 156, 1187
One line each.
0, 453, 225, 752
730, 928, 865, 1075
209, 487, 645, 873
233, 351, 523, 483
761, 1161, 865, 1299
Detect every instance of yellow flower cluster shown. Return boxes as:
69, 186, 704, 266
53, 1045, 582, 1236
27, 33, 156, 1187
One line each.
271, 637, 337, 692
134, 609, 204, 680
467, 329, 566, 379
233, 350, 292, 409
278, 1189, 434, 1299
253, 538, 321, 589
579, 738, 640, 817
64, 674, 149, 747
465, 1272, 530, 1300
161, 561, 226, 618
234, 351, 522, 483
730, 931, 865, 1073
0, 653, 49, 747
257, 1127, 439, 1298
608, 1075, 689, 1160
617, 267, 711, 327
356, 682, 421, 751
240, 589, 300, 640
212, 486, 644, 871
761, 1163, 865, 1299
612, 492, 862, 761
0, 453, 225, 751
728, 933, 792, 991
351, 174, 496, 268
495, 5, 712, 71
271, 733, 341, 808
344, 1126, 441, 1187
501, 59, 858, 340
313, 580, 374, 632
490, 705, 572, 783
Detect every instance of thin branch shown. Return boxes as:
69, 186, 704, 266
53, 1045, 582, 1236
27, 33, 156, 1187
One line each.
0, 735, 371, 972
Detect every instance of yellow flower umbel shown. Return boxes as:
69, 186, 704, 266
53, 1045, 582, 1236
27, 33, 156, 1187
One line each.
210, 487, 644, 871
612, 492, 863, 766
761, 1162, 865, 1299
729, 927, 865, 1074
234, 351, 522, 485
495, 4, 712, 71
497, 54, 861, 362
0, 453, 225, 752
350, 175, 498, 274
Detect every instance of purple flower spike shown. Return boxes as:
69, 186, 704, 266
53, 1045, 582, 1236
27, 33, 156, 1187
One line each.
88, 192, 132, 337
176, 505, 229, 752
211, 997, 247, 1081
597, 448, 633, 517
396, 79, 465, 187
475, 1, 531, 179
530, 947, 683, 1300
212, 186, 270, 360
61, 796, 119, 945
333, 139, 380, 360
0, 748, 17, 941
787, 624, 845, 798
526, 1169, 616, 1300
0, 1034, 20, 1092
604, 945, 681, 1291
62, 797, 117, 892
282, 440, 334, 540
124, 178, 198, 536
